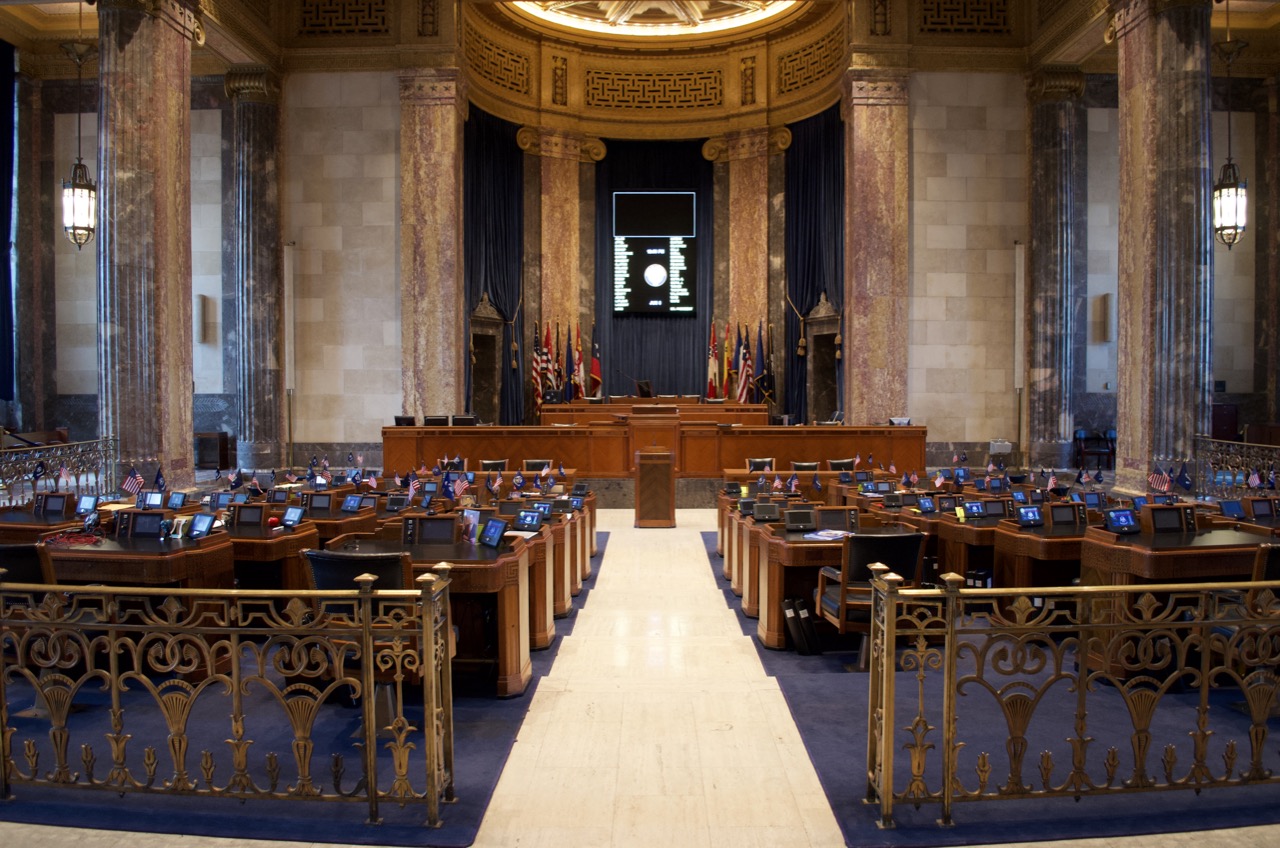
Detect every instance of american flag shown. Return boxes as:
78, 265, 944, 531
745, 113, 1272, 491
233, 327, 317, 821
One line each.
1048, 471, 1059, 490
987, 461, 996, 474
889, 461, 897, 475
772, 474, 784, 491
408, 476, 422, 498
365, 472, 377, 488
59, 463, 73, 486
952, 453, 959, 465
454, 475, 470, 499
1248, 468, 1262, 489
121, 467, 145, 495
320, 467, 332, 483
853, 453, 861, 468
541, 463, 551, 479
909, 470, 919, 486
1148, 467, 1171, 492
285, 471, 298, 483
934, 470, 945, 488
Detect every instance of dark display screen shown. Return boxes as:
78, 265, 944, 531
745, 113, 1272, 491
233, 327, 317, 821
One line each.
612, 192, 696, 315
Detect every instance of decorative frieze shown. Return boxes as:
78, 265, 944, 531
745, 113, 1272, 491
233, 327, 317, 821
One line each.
298, 0, 390, 36
741, 56, 756, 107
464, 25, 531, 96
702, 127, 791, 162
844, 74, 909, 108
419, 0, 439, 37
584, 69, 722, 109
872, 0, 892, 36
918, 0, 1012, 35
1027, 67, 1085, 103
552, 55, 568, 106
777, 25, 844, 95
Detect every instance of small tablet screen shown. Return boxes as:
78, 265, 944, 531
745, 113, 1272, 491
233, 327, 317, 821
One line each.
340, 494, 362, 513
1016, 505, 1043, 527
1012, 490, 1027, 504
479, 517, 508, 548
76, 494, 99, 516
916, 496, 935, 514
188, 512, 215, 539
514, 509, 543, 531
1105, 508, 1140, 534
963, 501, 985, 518
166, 491, 187, 509
281, 506, 304, 527
1219, 499, 1244, 519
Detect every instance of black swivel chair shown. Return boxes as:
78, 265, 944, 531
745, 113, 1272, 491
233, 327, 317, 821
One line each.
480, 459, 508, 472
791, 461, 820, 472
0, 543, 57, 584
814, 532, 924, 670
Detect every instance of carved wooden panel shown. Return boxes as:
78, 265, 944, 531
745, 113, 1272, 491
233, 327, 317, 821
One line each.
298, 0, 390, 36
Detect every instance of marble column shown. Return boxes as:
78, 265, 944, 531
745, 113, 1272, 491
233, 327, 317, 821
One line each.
843, 70, 910, 425
400, 68, 466, 420
702, 128, 788, 328
516, 128, 605, 341
1026, 68, 1088, 469
1111, 0, 1213, 492
227, 69, 282, 471
96, 0, 198, 489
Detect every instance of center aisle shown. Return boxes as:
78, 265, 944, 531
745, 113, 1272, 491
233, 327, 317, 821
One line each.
473, 508, 846, 848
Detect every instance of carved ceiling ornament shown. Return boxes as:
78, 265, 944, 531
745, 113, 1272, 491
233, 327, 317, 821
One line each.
508, 1, 797, 37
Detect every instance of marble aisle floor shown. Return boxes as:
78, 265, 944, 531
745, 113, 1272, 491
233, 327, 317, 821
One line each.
2, 509, 1278, 848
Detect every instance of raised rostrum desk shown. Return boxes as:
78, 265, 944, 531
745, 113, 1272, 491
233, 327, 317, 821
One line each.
756, 526, 910, 650
41, 533, 236, 589
321, 538, 532, 698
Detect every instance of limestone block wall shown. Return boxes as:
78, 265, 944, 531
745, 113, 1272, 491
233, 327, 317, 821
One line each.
191, 108, 223, 394
1085, 107, 1119, 398
281, 71, 401, 445
906, 72, 1028, 446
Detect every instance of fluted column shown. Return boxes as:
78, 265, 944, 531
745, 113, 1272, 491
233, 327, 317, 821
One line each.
843, 71, 910, 425
702, 128, 788, 328
1026, 68, 1088, 468
96, 0, 199, 489
227, 68, 282, 470
516, 128, 604, 336
1111, 0, 1213, 492
400, 68, 466, 419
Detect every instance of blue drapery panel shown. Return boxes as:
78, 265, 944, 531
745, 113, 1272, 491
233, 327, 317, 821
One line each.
783, 105, 844, 425
0, 42, 14, 401
593, 140, 713, 397
463, 107, 524, 424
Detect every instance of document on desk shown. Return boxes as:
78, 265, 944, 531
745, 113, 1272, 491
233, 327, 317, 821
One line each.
504, 530, 540, 540
803, 529, 850, 541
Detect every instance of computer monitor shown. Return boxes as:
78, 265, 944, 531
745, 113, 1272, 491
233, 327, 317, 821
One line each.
570, 495, 584, 510
635, 380, 653, 398
963, 501, 985, 519
234, 504, 265, 526
421, 415, 449, 426
533, 500, 553, 516
900, 493, 919, 507
1105, 508, 1140, 534
874, 480, 893, 494
982, 500, 1007, 518
1070, 492, 1083, 503
854, 471, 872, 483
137, 490, 164, 510
187, 512, 215, 539
232, 492, 249, 504
1132, 495, 1148, 511
752, 502, 780, 522
497, 500, 523, 517
360, 495, 378, 510
211, 492, 234, 511
916, 496, 936, 514
451, 415, 477, 426
385, 494, 409, 512
973, 478, 987, 492
166, 491, 187, 510
1152, 494, 1176, 505
340, 494, 363, 513
1249, 499, 1274, 519
837, 472, 853, 484
954, 467, 970, 482
269, 489, 290, 504
75, 494, 99, 516
478, 517, 508, 548
738, 498, 755, 517
513, 509, 543, 531
936, 468, 953, 480
1016, 505, 1044, 527
1012, 490, 1027, 504
131, 511, 165, 539
312, 477, 328, 491
1048, 503, 1082, 527
572, 482, 589, 496
1083, 491, 1103, 510
281, 506, 304, 528
987, 477, 1005, 493
937, 495, 958, 512
38, 493, 69, 517
1149, 507, 1185, 533
1029, 489, 1044, 504
784, 508, 816, 532
308, 493, 332, 512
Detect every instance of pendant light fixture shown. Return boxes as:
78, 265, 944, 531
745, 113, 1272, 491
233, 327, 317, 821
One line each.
1212, 0, 1247, 250
61, 1, 97, 250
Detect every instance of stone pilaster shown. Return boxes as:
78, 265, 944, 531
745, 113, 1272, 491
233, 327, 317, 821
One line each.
702, 128, 789, 329
227, 68, 282, 471
516, 128, 604, 336
843, 70, 910, 425
1026, 68, 1087, 468
96, 0, 199, 489
1111, 0, 1213, 492
400, 68, 466, 420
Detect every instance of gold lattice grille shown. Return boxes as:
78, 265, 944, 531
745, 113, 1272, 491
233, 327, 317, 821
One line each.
584, 69, 723, 109
464, 26, 532, 95
298, 0, 391, 36
918, 0, 1012, 35
777, 26, 845, 96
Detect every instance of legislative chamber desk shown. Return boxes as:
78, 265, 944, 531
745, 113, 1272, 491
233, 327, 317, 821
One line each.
934, 513, 1008, 579
384, 424, 925, 480
0, 508, 85, 544
305, 507, 378, 546
319, 537, 532, 697
226, 522, 321, 591
992, 520, 1089, 589
1079, 526, 1263, 585
1205, 514, 1280, 540
540, 400, 768, 427
41, 533, 236, 589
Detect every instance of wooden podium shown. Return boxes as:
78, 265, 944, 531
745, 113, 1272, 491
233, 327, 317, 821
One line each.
634, 449, 675, 528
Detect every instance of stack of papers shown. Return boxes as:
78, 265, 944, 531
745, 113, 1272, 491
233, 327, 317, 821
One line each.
803, 529, 850, 541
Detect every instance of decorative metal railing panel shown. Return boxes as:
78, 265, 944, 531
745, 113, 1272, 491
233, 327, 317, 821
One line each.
0, 436, 118, 507
867, 570, 1280, 828
0, 570, 453, 827
1193, 435, 1280, 500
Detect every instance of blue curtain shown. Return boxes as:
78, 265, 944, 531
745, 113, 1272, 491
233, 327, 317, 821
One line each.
783, 105, 844, 425
593, 140, 713, 397
0, 42, 14, 402
463, 108, 524, 424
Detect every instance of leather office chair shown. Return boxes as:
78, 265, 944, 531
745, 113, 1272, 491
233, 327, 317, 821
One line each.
814, 532, 924, 670
791, 461, 820, 472
746, 457, 775, 472
0, 543, 57, 584
480, 459, 508, 472
1074, 427, 1116, 470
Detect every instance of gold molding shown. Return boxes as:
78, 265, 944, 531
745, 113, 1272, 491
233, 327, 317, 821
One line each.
701, 126, 790, 162
1027, 66, 1085, 102
399, 66, 467, 117
843, 71, 910, 108
224, 66, 279, 102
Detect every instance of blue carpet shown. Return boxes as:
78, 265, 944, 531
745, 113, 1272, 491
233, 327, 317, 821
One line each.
0, 530, 607, 847
700, 531, 1280, 847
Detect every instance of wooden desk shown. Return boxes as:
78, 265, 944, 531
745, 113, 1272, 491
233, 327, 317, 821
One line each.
305, 508, 377, 546
540, 401, 769, 427
992, 520, 1089, 589
41, 533, 235, 588
1205, 515, 1280, 539
323, 538, 533, 697
226, 523, 320, 590
1079, 526, 1262, 585
934, 514, 1007, 579
0, 509, 84, 544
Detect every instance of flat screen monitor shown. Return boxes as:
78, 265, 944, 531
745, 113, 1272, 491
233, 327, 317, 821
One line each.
1153, 494, 1176, 505
611, 191, 697, 316
340, 494, 363, 513
1029, 489, 1044, 504
232, 492, 249, 504
963, 501, 985, 519
1132, 496, 1148, 511
982, 500, 1006, 518
1016, 505, 1044, 527
901, 493, 919, 507
837, 472, 853, 484
1083, 491, 1103, 510
312, 478, 328, 491
166, 491, 187, 510
817, 509, 852, 530
422, 481, 439, 497
360, 495, 378, 510
1251, 499, 1274, 519
385, 494, 409, 512
137, 490, 164, 510
281, 506, 304, 527
498, 500, 523, 517
752, 502, 780, 522
936, 469, 953, 480
421, 415, 449, 426
235, 504, 264, 526
478, 517, 508, 548
724, 482, 742, 496
570, 495, 584, 510
987, 477, 1005, 493
784, 508, 815, 532
308, 493, 332, 512
827, 459, 854, 471
874, 481, 893, 494
1049, 504, 1079, 526
187, 512, 215, 539
269, 489, 290, 504
75, 494, 99, 516
572, 482, 589, 496
1150, 507, 1184, 533
955, 467, 970, 482
131, 511, 165, 538
1012, 490, 1027, 504
973, 478, 987, 492
937, 495, 958, 512
451, 415, 477, 426
738, 498, 755, 517
513, 509, 543, 531
916, 496, 936, 514
1105, 508, 1140, 534
533, 500, 553, 516
40, 494, 69, 516
1219, 499, 1245, 519
1070, 492, 1083, 503
211, 492, 234, 511
854, 471, 872, 483
859, 482, 876, 494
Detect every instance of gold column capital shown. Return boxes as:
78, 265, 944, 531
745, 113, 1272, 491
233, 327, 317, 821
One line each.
843, 70, 909, 111
224, 67, 279, 103
1027, 67, 1085, 103
399, 67, 468, 118
702, 127, 790, 163
516, 127, 606, 162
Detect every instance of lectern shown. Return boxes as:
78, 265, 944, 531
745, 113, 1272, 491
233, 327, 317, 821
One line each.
634, 449, 675, 528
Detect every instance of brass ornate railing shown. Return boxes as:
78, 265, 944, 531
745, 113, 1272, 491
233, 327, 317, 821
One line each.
866, 569, 1280, 828
1193, 435, 1280, 500
0, 436, 118, 506
0, 569, 454, 827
